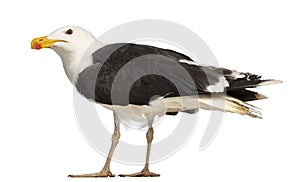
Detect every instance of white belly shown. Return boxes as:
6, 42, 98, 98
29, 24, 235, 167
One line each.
100, 95, 216, 123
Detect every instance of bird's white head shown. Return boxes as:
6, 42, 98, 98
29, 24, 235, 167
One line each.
31, 26, 101, 82
31, 26, 96, 55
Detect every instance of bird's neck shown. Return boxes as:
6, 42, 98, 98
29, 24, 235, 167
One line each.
56, 41, 105, 83
60, 52, 87, 83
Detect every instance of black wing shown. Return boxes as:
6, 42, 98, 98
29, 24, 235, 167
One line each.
75, 43, 226, 106
76, 43, 278, 105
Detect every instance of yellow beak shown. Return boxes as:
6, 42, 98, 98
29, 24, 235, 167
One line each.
31, 36, 67, 50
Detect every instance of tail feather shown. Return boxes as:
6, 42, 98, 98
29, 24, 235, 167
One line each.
227, 89, 267, 102
194, 95, 263, 118
224, 96, 262, 118
225, 73, 282, 102
257, 79, 282, 86
219, 67, 282, 90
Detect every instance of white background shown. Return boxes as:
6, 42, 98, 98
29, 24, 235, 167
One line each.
0, 0, 299, 181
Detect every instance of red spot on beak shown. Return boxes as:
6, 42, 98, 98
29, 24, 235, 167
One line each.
32, 43, 42, 50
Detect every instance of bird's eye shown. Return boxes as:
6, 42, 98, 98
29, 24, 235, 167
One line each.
65, 29, 73, 35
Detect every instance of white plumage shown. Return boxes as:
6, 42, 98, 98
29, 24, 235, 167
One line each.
31, 26, 281, 177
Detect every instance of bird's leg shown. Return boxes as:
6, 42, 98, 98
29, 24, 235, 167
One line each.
68, 112, 121, 178
119, 122, 160, 177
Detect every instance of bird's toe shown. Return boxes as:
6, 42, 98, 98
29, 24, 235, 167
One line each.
68, 171, 115, 178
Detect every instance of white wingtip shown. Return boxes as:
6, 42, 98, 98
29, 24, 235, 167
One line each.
258, 80, 282, 86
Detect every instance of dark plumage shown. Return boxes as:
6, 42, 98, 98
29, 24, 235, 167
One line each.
76, 43, 275, 106
32, 26, 281, 178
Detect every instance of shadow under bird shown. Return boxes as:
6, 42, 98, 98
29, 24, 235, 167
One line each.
31, 26, 281, 177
